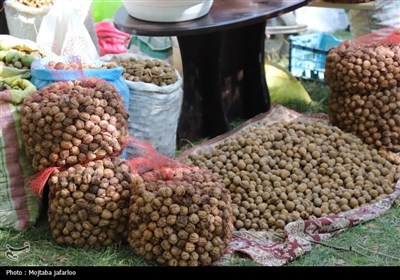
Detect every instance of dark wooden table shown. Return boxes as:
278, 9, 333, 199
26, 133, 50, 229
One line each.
114, 0, 309, 144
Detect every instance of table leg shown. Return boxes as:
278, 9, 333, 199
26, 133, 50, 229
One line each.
177, 21, 270, 144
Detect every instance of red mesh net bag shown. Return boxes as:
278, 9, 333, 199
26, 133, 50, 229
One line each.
326, 27, 400, 153
30, 157, 133, 248
20, 78, 128, 172
325, 27, 400, 94
126, 138, 234, 266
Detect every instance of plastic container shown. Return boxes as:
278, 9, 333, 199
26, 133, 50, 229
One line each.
122, 0, 213, 22
289, 33, 342, 81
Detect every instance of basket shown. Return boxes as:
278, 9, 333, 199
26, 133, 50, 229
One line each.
289, 33, 341, 81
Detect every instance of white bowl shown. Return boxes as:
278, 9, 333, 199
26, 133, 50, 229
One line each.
122, 0, 214, 22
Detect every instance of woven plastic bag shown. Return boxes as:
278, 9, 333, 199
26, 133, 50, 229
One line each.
4, 0, 51, 42
348, 0, 400, 38
0, 77, 40, 231
0, 35, 45, 79
0, 63, 30, 79
101, 53, 183, 158
0, 34, 45, 56
265, 60, 312, 108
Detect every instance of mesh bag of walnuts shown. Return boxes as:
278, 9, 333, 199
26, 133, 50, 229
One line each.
30, 157, 133, 247
126, 138, 234, 266
179, 105, 400, 232
325, 29, 400, 94
20, 78, 129, 172
326, 29, 400, 152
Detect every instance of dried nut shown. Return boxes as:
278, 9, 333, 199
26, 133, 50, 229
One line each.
180, 119, 398, 234
127, 167, 233, 266
20, 78, 128, 171
47, 158, 133, 248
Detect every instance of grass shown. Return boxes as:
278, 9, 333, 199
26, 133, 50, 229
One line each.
0, 213, 151, 266
3, 205, 398, 266
289, 207, 400, 266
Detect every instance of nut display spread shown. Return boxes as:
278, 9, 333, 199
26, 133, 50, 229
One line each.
183, 120, 400, 231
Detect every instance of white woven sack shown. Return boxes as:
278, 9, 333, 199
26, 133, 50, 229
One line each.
4, 0, 51, 42
101, 53, 183, 158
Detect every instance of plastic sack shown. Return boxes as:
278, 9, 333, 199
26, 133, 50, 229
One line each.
348, 0, 400, 38
0, 77, 40, 231
30, 56, 129, 110
0, 48, 39, 79
128, 36, 173, 61
4, 0, 51, 42
0, 64, 30, 79
265, 60, 312, 108
0, 35, 45, 57
36, 0, 98, 63
96, 21, 130, 56
295, 7, 349, 34
102, 53, 183, 158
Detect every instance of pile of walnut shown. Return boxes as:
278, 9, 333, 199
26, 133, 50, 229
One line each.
128, 167, 233, 266
325, 42, 400, 94
182, 120, 400, 232
110, 57, 178, 86
20, 78, 128, 171
16, 0, 54, 8
326, 42, 400, 152
46, 61, 118, 70
48, 157, 133, 247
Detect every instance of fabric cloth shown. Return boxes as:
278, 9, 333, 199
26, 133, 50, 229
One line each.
215, 184, 400, 266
